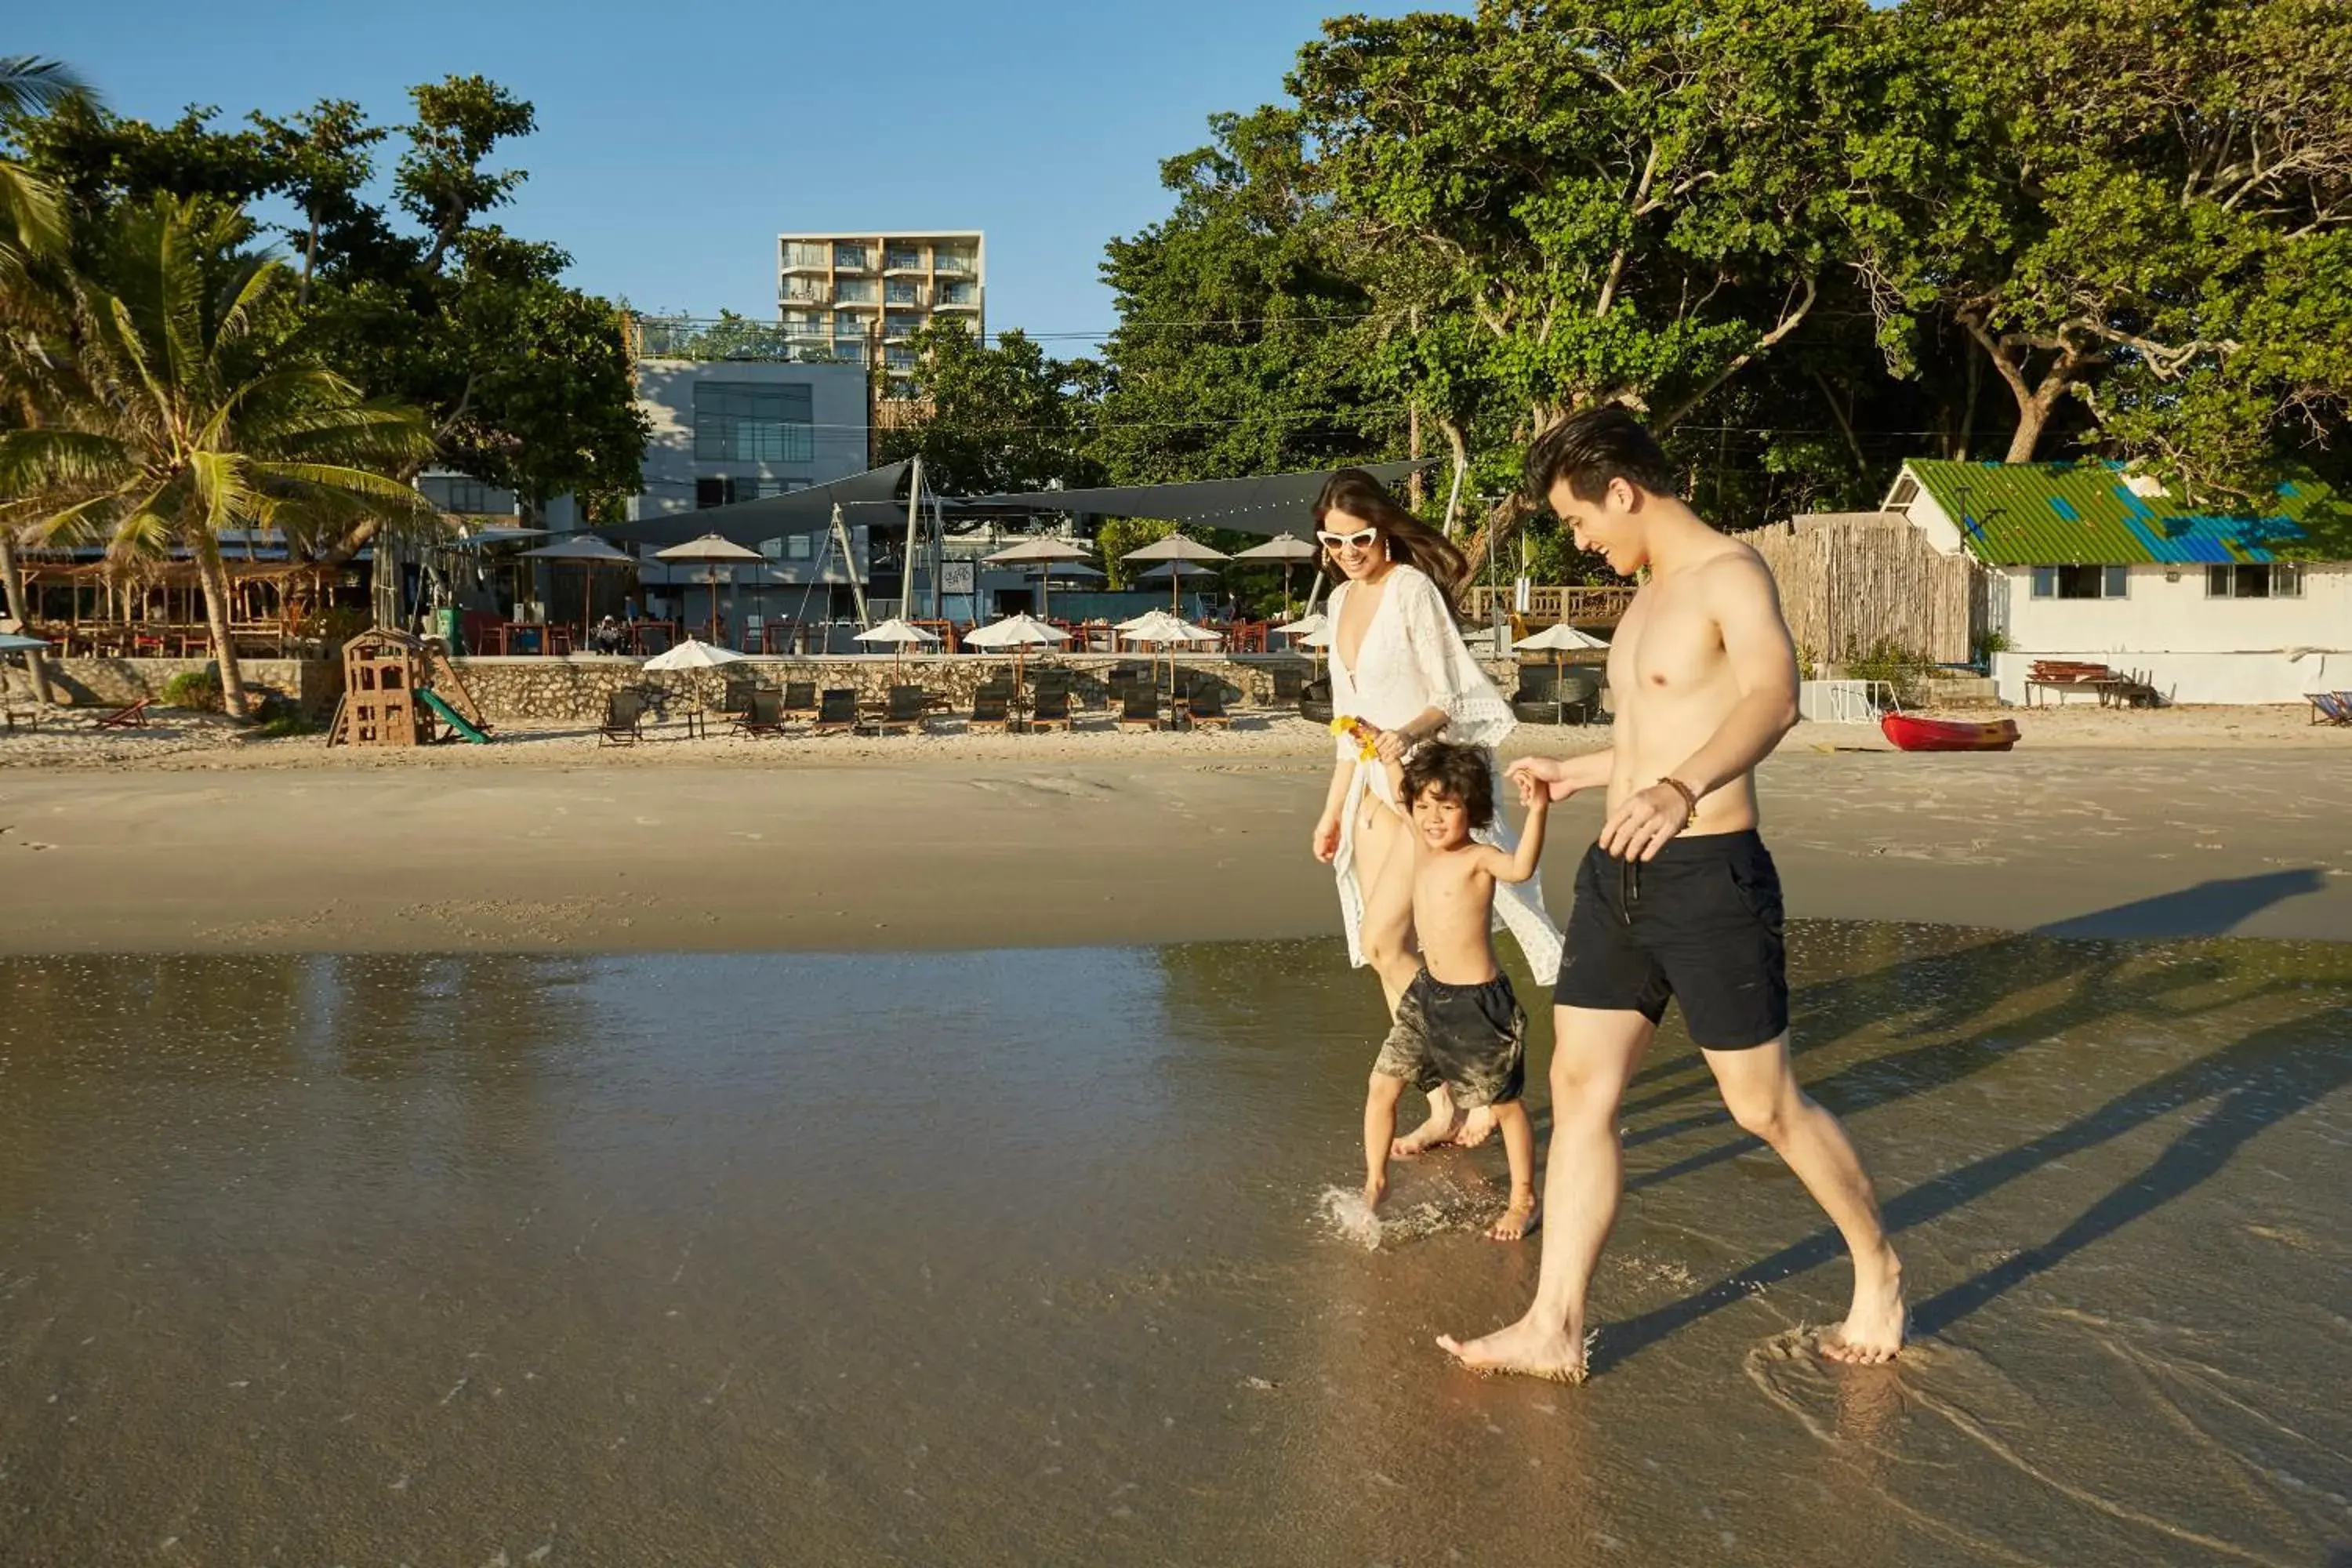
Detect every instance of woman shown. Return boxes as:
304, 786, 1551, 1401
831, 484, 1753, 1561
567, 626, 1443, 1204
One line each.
1308, 469, 1563, 1150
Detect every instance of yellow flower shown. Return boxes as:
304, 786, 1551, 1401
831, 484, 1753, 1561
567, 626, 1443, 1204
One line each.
1328, 715, 1353, 735
1330, 713, 1378, 761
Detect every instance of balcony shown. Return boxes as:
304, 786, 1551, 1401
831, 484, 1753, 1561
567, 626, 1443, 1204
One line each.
779, 281, 831, 305
882, 281, 926, 307
883, 314, 925, 339
883, 249, 924, 273
932, 252, 976, 276
832, 245, 873, 271
833, 280, 879, 304
779, 244, 829, 273
934, 288, 979, 311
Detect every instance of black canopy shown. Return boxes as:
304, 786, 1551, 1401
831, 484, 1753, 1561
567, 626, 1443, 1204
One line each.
960, 459, 1431, 537
597, 461, 916, 549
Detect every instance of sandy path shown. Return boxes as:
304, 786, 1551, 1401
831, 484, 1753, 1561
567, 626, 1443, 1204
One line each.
3, 742, 2346, 953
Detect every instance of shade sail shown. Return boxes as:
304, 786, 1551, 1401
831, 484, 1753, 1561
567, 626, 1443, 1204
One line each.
597, 462, 916, 549
521, 536, 637, 564
961, 460, 1431, 536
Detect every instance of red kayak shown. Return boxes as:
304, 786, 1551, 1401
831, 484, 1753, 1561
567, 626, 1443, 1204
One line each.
1880, 712, 2020, 752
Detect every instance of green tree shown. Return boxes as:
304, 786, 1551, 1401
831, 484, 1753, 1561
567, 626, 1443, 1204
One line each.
0, 196, 434, 718
5, 74, 648, 546
877, 321, 1102, 495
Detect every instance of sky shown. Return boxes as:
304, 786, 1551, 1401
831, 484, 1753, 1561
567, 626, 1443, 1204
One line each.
23, 0, 1444, 348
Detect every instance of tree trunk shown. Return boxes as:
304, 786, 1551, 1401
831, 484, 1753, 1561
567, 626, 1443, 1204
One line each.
193, 541, 255, 720
2004, 400, 2052, 463
0, 532, 56, 704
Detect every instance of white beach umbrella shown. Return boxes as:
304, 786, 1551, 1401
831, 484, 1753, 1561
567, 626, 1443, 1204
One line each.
643, 636, 750, 670
855, 615, 942, 676
655, 533, 768, 645
963, 612, 1069, 697
1514, 620, 1608, 682
1112, 607, 1218, 704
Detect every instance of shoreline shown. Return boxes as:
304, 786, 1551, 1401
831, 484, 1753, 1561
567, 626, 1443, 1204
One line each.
4, 739, 2347, 953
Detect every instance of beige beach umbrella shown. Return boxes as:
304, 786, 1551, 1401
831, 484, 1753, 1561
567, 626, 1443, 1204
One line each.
655, 533, 767, 646
1514, 619, 1607, 683
982, 536, 1094, 622
1122, 533, 1231, 611
1233, 531, 1319, 614
521, 535, 638, 648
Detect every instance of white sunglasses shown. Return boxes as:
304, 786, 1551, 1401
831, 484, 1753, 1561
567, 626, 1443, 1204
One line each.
1316, 527, 1379, 550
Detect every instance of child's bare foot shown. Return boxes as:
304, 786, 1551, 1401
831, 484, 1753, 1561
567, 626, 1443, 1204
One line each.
1436, 1314, 1587, 1383
1455, 1105, 1498, 1148
1486, 1193, 1538, 1242
1363, 1174, 1388, 1213
1820, 1254, 1906, 1365
1391, 1105, 1460, 1158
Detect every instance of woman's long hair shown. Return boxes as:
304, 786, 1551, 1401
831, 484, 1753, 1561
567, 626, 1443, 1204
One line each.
1312, 468, 1471, 612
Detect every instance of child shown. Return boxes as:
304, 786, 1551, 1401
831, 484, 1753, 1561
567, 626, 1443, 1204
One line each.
1362, 740, 1549, 1241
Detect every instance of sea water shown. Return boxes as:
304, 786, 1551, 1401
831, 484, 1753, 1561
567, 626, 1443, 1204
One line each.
1, 927, 2347, 1565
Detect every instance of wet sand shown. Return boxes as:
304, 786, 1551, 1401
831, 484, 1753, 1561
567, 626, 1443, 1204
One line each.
2, 746, 2348, 953
2, 928, 2347, 1563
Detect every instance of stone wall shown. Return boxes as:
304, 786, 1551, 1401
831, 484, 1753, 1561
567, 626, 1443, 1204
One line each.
448, 652, 1555, 724
34, 657, 340, 716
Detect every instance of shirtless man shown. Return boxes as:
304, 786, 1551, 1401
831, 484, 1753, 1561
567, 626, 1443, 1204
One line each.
1439, 406, 1906, 1381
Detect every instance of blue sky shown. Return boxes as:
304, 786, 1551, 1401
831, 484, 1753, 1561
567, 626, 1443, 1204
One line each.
24, 0, 1440, 347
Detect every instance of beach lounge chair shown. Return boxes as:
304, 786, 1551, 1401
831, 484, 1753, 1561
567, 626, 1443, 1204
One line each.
862, 684, 933, 736
1298, 677, 1333, 725
1271, 663, 1308, 704
598, 688, 648, 746
779, 681, 818, 724
968, 686, 1012, 734
730, 687, 785, 738
93, 697, 153, 730
811, 688, 858, 735
1030, 685, 1073, 731
1187, 682, 1231, 730
1117, 684, 1160, 732
2310, 691, 2352, 726
722, 676, 765, 718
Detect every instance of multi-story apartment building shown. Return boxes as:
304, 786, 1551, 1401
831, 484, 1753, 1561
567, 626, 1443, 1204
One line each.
775, 230, 985, 390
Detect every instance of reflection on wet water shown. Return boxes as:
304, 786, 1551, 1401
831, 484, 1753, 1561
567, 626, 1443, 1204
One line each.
2, 929, 2347, 1565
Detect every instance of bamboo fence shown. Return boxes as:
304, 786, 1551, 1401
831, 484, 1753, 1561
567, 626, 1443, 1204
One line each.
1741, 517, 1986, 666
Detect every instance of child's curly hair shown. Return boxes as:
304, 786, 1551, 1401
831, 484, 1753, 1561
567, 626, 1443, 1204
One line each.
1400, 740, 1495, 829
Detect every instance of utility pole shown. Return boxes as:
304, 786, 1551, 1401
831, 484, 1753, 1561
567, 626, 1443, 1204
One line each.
1406, 306, 1425, 509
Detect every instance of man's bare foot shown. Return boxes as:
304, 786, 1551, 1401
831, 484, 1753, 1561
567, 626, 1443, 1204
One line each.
1486, 1194, 1538, 1243
1391, 1105, 1460, 1159
1436, 1315, 1587, 1383
1820, 1256, 1906, 1366
1363, 1174, 1388, 1214
1455, 1105, 1498, 1149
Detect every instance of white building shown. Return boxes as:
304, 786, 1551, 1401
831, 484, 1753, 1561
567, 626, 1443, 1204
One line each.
1882, 459, 2352, 705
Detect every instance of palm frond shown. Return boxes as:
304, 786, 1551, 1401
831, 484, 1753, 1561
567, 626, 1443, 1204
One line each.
0, 57, 90, 119
191, 449, 260, 543
0, 427, 136, 492
0, 160, 70, 284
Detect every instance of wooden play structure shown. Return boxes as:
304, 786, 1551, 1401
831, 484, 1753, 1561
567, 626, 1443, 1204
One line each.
327, 627, 492, 746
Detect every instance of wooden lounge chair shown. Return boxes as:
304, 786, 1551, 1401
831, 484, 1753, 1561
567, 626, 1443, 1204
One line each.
93, 697, 154, 730
722, 676, 765, 718
730, 687, 785, 738
1030, 685, 1074, 731
779, 681, 818, 723
1187, 682, 1232, 730
598, 688, 648, 746
1298, 677, 1333, 724
811, 688, 858, 735
1270, 663, 1308, 704
967, 686, 1012, 734
862, 684, 933, 736
2309, 691, 2352, 726
1117, 684, 1160, 732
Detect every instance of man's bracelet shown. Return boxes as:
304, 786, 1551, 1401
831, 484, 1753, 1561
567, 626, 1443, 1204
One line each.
1658, 777, 1700, 826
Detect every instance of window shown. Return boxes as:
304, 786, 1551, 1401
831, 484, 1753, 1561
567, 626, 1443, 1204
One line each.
697, 476, 808, 509
2030, 565, 2129, 600
884, 246, 920, 270
934, 249, 974, 275
833, 339, 866, 364
938, 281, 976, 306
834, 278, 877, 304
693, 381, 815, 463
884, 280, 922, 305
833, 311, 869, 336
2207, 564, 2303, 599
420, 474, 514, 515
786, 532, 814, 561
1886, 475, 1919, 508
782, 242, 828, 270
833, 243, 870, 270
884, 347, 918, 371
884, 314, 924, 339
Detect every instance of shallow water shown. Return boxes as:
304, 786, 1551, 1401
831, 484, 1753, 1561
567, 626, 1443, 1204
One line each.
2, 926, 2348, 1566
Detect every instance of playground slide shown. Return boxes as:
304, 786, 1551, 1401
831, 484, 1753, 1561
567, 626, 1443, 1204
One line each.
418, 688, 492, 743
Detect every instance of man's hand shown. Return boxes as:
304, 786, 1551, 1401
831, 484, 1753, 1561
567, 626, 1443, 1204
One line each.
1506, 756, 1584, 804
1514, 771, 1549, 812
1598, 781, 1691, 862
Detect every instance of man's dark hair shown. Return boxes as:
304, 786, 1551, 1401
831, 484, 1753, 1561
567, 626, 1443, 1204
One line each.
1400, 741, 1496, 829
1523, 405, 1679, 504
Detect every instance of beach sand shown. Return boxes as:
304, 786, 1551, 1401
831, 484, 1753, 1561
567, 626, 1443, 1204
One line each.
2, 706, 2347, 952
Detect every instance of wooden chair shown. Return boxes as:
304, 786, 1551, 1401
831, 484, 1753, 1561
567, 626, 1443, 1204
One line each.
1271, 663, 1308, 704
811, 688, 858, 735
862, 684, 933, 735
598, 688, 647, 746
779, 681, 818, 723
2308, 691, 2352, 726
1030, 686, 1073, 731
722, 675, 764, 718
1117, 684, 1160, 732
967, 686, 1012, 734
93, 697, 154, 730
730, 688, 785, 738
1187, 682, 1232, 731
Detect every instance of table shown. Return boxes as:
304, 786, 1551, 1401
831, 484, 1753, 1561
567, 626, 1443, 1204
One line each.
676, 706, 710, 739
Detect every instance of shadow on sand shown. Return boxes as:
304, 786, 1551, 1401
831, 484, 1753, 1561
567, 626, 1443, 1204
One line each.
1586, 872, 2350, 1372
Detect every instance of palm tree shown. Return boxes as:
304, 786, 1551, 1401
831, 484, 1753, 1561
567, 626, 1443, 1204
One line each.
0, 194, 436, 719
